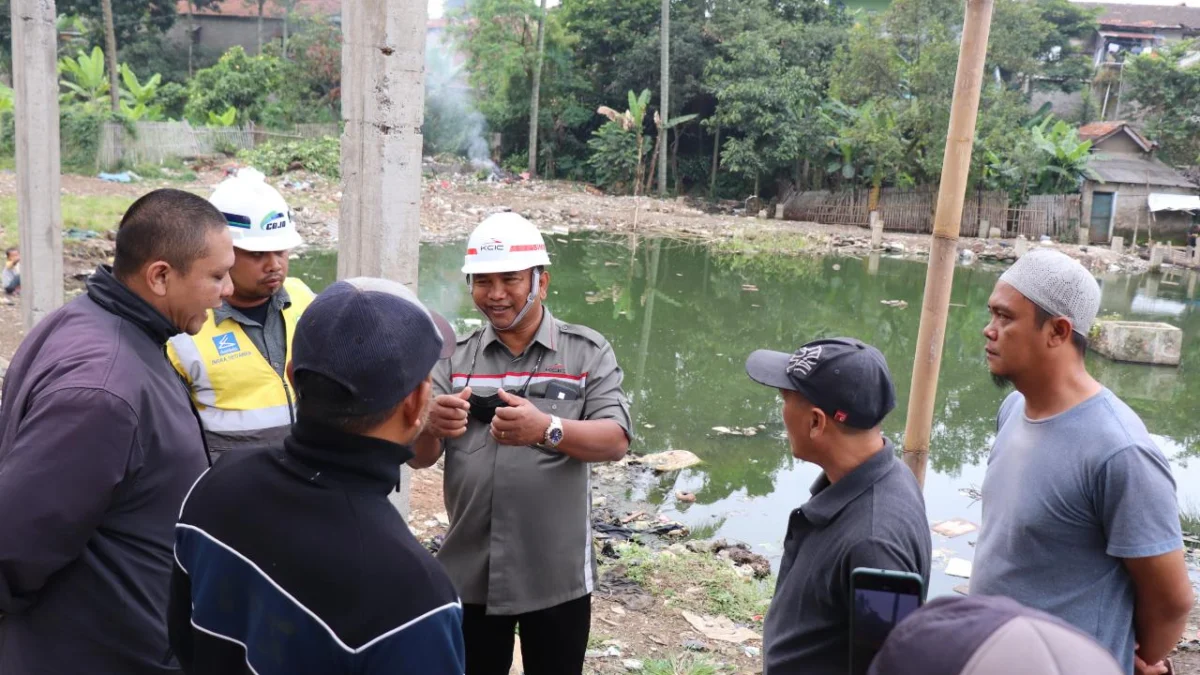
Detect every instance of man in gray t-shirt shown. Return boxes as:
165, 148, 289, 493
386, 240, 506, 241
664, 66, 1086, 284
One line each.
974, 250, 1193, 675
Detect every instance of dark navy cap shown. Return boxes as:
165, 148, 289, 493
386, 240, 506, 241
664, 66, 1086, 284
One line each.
868, 595, 1123, 675
745, 337, 896, 429
291, 277, 456, 416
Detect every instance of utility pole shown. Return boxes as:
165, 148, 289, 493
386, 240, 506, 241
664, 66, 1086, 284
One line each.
11, 0, 64, 330
658, 0, 670, 195
902, 0, 995, 488
528, 0, 547, 177
101, 0, 120, 113
339, 0, 427, 517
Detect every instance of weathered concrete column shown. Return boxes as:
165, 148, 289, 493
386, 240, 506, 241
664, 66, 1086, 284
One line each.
1014, 235, 1028, 258
340, 0, 427, 518
1149, 243, 1166, 271
977, 218, 989, 239
1078, 227, 1089, 246
1111, 236, 1124, 254
1188, 271, 1196, 299
867, 251, 880, 276
869, 211, 884, 250
12, 0, 64, 330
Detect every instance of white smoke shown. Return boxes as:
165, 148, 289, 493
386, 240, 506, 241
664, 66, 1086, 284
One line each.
425, 29, 499, 173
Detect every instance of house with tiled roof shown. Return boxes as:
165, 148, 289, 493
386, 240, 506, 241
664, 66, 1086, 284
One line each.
169, 0, 341, 56
1078, 121, 1198, 242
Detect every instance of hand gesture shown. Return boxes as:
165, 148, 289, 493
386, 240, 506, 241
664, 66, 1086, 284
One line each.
427, 387, 472, 439
490, 389, 551, 446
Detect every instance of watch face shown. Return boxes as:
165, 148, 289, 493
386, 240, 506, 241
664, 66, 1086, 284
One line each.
549, 428, 565, 444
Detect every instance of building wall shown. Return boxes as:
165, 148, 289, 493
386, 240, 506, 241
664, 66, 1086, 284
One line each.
167, 15, 285, 55
1030, 87, 1084, 120
1085, 181, 1195, 242
1093, 133, 1146, 156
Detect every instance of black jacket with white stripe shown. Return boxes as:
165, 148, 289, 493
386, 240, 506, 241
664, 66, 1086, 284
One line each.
168, 420, 464, 674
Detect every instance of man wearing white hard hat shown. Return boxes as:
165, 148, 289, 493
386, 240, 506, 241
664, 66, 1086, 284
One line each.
410, 212, 632, 675
973, 249, 1193, 675
168, 168, 315, 458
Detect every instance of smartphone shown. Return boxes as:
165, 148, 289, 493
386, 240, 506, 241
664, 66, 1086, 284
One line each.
544, 380, 581, 401
849, 567, 925, 675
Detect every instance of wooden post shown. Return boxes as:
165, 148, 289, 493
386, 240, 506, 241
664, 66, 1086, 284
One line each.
902, 0, 995, 487
12, 0, 64, 330
340, 0, 427, 517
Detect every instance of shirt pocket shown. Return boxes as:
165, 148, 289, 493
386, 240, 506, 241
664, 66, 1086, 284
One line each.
445, 430, 489, 456
530, 397, 585, 421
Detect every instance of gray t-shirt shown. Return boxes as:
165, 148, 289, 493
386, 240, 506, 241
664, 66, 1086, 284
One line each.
972, 389, 1182, 675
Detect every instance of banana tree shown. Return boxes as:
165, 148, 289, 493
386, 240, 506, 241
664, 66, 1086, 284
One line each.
59, 47, 111, 106
643, 112, 699, 195
207, 107, 238, 127
597, 89, 653, 197
119, 65, 164, 121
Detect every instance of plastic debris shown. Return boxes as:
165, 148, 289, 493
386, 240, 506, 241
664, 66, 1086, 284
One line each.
97, 171, 134, 183
932, 518, 978, 538
681, 610, 761, 644
945, 558, 973, 578
635, 450, 702, 472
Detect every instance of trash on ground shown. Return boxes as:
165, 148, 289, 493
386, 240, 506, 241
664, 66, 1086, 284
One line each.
945, 558, 973, 578
741, 284, 759, 292
881, 299, 909, 309
680, 610, 761, 644
634, 450, 702, 472
711, 426, 759, 437
675, 491, 697, 503
98, 171, 134, 183
932, 518, 978, 538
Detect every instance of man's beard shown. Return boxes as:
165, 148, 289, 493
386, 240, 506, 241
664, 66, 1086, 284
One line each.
991, 374, 1011, 389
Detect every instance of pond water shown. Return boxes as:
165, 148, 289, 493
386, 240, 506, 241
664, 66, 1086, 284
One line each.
292, 234, 1200, 598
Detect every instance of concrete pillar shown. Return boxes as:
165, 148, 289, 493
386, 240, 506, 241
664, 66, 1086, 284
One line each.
774, 203, 784, 220
339, 0, 428, 518
12, 0, 64, 330
977, 218, 989, 239
1111, 236, 1124, 254
868, 251, 880, 276
1014, 235, 1029, 258
1145, 275, 1160, 298
1149, 244, 1166, 271
869, 210, 883, 250
988, 226, 1002, 240
1079, 227, 1089, 246
1187, 271, 1196, 300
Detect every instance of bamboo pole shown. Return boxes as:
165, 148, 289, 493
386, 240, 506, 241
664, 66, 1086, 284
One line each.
902, 0, 995, 487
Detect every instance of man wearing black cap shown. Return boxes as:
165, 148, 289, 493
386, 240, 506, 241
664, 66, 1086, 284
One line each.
746, 338, 931, 675
167, 278, 465, 675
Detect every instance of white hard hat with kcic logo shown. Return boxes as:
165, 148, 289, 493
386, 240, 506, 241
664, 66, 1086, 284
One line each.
209, 167, 305, 252
461, 212, 551, 275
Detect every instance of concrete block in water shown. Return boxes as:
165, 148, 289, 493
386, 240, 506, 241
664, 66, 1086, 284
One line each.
1111, 236, 1124, 253
869, 211, 883, 250
1092, 320, 1182, 366
1149, 244, 1166, 271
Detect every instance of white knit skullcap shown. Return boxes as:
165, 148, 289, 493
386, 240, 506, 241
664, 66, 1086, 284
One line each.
999, 249, 1101, 336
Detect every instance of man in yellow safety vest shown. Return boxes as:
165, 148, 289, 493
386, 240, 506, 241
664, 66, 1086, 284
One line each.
168, 168, 314, 458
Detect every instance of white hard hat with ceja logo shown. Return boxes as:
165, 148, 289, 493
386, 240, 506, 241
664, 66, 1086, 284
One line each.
461, 212, 551, 275
208, 167, 305, 252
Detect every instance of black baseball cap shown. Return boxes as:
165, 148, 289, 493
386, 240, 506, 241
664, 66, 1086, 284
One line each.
291, 277, 456, 416
745, 337, 896, 429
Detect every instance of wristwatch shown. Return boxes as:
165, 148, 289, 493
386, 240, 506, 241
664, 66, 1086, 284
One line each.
543, 415, 564, 448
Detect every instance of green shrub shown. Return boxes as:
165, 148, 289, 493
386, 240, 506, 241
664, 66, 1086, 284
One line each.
238, 137, 340, 177
60, 106, 112, 171
586, 121, 639, 193
185, 47, 285, 126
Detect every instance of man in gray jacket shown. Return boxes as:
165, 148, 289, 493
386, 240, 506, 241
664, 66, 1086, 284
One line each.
0, 189, 234, 674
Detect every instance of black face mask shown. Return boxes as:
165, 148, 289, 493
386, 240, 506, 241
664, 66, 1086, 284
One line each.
462, 337, 545, 425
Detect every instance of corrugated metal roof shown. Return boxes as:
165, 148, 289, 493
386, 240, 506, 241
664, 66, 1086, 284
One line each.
176, 0, 340, 20
1076, 3, 1200, 30
1089, 155, 1197, 188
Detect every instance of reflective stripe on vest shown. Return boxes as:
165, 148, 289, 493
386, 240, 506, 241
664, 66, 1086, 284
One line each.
168, 277, 314, 434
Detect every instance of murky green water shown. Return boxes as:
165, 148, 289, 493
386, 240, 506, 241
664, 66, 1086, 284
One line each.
293, 234, 1200, 597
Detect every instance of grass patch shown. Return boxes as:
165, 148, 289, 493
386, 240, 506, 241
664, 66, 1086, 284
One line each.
710, 229, 815, 257
643, 654, 725, 675
1181, 502, 1200, 538
605, 542, 774, 625
0, 195, 134, 247
586, 633, 611, 650
131, 162, 199, 183
685, 517, 727, 542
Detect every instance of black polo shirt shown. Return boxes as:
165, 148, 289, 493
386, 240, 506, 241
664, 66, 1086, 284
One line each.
763, 441, 931, 675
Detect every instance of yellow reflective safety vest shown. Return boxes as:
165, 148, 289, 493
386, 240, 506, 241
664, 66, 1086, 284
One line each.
167, 277, 314, 453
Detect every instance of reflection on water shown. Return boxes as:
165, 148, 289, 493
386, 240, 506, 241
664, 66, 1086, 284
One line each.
292, 236, 1200, 597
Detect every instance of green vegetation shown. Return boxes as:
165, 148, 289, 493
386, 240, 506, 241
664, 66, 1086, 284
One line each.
1125, 42, 1200, 166
1181, 503, 1200, 537
643, 654, 724, 675
0, 195, 134, 247
238, 137, 341, 177
606, 542, 774, 624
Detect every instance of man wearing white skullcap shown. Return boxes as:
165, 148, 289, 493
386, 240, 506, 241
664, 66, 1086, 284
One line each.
973, 249, 1193, 675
